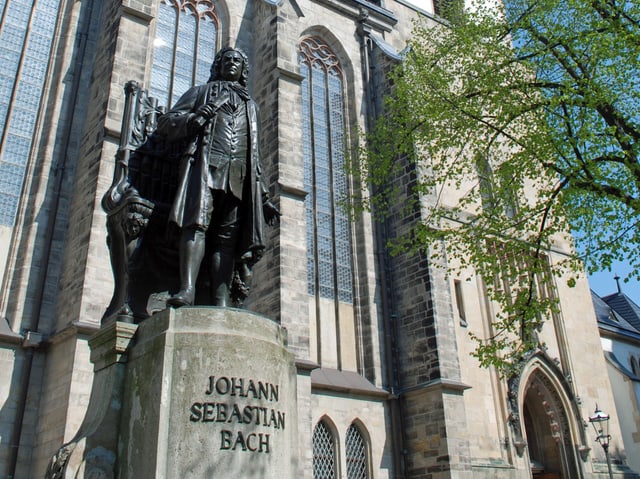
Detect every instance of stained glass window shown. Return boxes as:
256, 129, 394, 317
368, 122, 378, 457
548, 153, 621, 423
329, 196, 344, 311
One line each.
476, 154, 518, 219
0, 0, 61, 226
150, 0, 219, 107
346, 424, 369, 479
313, 420, 337, 479
300, 36, 354, 303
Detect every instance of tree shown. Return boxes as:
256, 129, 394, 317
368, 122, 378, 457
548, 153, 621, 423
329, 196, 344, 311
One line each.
360, 0, 639, 374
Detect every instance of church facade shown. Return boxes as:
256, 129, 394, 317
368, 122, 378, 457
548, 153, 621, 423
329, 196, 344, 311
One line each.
0, 0, 636, 477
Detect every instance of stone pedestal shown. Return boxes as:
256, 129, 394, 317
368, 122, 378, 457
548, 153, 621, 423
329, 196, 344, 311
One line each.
118, 307, 297, 478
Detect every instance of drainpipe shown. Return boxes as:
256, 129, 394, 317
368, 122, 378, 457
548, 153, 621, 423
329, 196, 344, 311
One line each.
6, 1, 96, 477
357, 13, 408, 479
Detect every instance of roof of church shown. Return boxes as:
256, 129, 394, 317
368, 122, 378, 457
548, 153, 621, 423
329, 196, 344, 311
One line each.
601, 291, 640, 331
592, 289, 640, 340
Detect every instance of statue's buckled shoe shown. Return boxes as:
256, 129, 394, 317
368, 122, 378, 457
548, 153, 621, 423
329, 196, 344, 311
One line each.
167, 288, 195, 307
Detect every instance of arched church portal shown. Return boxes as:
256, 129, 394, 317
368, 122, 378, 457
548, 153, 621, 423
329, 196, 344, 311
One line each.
522, 369, 581, 479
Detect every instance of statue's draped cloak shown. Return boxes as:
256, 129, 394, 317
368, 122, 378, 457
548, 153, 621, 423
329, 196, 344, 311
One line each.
156, 82, 267, 259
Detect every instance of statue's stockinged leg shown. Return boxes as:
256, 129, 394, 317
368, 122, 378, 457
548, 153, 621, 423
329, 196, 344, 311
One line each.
209, 194, 241, 307
211, 248, 234, 307
168, 227, 206, 307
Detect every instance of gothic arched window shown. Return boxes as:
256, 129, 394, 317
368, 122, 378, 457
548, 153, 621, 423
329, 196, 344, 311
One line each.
299, 36, 354, 305
346, 423, 369, 479
150, 0, 219, 107
313, 420, 337, 479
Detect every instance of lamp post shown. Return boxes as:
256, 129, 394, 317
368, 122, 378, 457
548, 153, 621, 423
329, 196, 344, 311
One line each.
588, 405, 614, 479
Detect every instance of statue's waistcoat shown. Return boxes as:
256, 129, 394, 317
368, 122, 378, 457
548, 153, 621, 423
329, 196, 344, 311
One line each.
206, 93, 249, 200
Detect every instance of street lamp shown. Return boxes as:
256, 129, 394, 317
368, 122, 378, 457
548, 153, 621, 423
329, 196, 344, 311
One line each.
588, 405, 613, 479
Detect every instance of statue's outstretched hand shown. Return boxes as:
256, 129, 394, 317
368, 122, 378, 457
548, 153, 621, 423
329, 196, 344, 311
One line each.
263, 200, 281, 226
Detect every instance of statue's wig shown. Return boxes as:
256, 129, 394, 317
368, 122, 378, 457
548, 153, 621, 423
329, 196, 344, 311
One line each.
209, 47, 249, 86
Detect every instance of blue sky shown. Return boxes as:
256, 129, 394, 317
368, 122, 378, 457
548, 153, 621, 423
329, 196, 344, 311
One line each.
588, 260, 640, 305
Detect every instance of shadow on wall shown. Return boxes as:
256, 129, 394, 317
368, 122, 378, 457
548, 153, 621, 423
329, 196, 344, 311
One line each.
0, 346, 38, 478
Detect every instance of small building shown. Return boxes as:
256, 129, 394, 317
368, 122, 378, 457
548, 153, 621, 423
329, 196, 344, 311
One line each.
593, 284, 640, 473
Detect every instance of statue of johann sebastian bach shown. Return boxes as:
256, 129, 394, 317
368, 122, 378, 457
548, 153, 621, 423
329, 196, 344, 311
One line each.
156, 47, 279, 307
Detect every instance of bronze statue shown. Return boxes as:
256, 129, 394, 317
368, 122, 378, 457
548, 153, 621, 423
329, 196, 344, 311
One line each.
102, 47, 278, 322
157, 47, 279, 307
